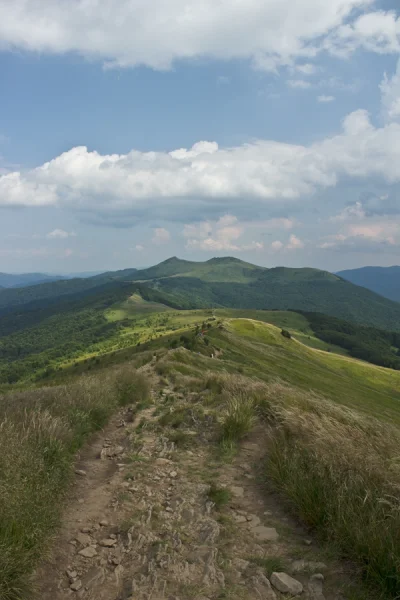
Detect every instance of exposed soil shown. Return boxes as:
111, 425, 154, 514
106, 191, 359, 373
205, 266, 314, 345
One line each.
33, 378, 363, 600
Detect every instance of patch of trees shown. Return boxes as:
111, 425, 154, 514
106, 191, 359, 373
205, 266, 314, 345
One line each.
297, 311, 400, 370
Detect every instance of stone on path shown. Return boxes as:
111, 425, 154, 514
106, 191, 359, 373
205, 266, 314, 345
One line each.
78, 546, 97, 558
249, 571, 277, 599
252, 525, 279, 542
75, 469, 87, 477
291, 559, 327, 573
70, 580, 82, 591
308, 573, 326, 600
99, 538, 117, 547
271, 572, 303, 595
231, 486, 244, 498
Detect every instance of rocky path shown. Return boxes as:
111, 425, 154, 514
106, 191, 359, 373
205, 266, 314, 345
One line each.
34, 384, 359, 600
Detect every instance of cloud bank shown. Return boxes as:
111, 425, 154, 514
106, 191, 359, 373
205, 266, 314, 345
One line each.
0, 1, 398, 71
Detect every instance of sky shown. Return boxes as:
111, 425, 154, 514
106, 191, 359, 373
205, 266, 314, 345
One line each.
0, 1, 400, 274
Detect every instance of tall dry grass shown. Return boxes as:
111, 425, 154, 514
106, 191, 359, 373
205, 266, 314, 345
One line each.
198, 372, 400, 597
0, 365, 150, 600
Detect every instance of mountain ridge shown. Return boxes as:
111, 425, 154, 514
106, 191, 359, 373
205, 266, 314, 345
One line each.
337, 265, 400, 302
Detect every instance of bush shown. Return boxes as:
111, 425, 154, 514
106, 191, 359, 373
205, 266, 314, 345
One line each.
281, 329, 291, 339
208, 483, 232, 508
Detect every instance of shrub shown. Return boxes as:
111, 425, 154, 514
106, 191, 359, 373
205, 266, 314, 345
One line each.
281, 329, 291, 339
208, 483, 232, 508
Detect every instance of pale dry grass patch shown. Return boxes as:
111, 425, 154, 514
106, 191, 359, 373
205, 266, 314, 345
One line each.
0, 364, 150, 600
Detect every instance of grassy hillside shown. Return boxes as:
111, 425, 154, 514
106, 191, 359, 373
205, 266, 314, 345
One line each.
142, 260, 400, 331
338, 265, 400, 303
2, 311, 400, 597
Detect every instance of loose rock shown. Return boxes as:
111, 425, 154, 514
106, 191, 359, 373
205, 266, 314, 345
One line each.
252, 526, 279, 542
75, 469, 87, 477
78, 546, 97, 558
70, 580, 82, 591
231, 486, 244, 498
308, 574, 326, 600
99, 538, 117, 547
271, 572, 303, 595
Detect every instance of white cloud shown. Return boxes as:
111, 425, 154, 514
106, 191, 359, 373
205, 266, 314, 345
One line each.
287, 80, 312, 89
317, 95, 335, 102
325, 10, 400, 57
286, 234, 305, 249
271, 240, 284, 251
380, 59, 400, 123
152, 228, 171, 244
4, 106, 400, 223
185, 215, 263, 252
46, 228, 76, 239
294, 63, 318, 75
135, 244, 144, 251
330, 201, 366, 222
0, 0, 379, 72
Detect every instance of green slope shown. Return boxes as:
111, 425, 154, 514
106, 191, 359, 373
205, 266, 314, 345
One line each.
143, 261, 400, 331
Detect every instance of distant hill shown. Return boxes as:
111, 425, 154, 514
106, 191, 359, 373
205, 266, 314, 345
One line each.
0, 268, 137, 312
1, 257, 400, 331
337, 266, 400, 303
0, 272, 66, 288
132, 256, 263, 283
128, 257, 400, 331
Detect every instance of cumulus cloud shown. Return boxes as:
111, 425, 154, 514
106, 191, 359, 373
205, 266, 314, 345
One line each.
325, 10, 400, 57
286, 234, 305, 249
184, 215, 263, 252
3, 107, 400, 225
271, 240, 284, 251
0, 0, 386, 72
46, 228, 76, 239
317, 95, 335, 102
152, 228, 171, 244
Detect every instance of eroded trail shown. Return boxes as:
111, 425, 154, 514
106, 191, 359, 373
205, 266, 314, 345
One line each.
34, 381, 357, 600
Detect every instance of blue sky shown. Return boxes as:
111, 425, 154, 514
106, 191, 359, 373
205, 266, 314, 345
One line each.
0, 0, 400, 273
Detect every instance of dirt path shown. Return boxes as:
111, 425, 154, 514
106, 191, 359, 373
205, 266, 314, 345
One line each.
34, 384, 360, 600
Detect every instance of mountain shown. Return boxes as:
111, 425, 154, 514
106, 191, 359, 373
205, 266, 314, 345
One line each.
1, 257, 400, 332
132, 257, 400, 331
0, 272, 66, 288
132, 256, 263, 282
337, 266, 400, 303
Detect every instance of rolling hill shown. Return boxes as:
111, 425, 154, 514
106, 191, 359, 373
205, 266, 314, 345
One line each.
1, 257, 400, 333
337, 265, 400, 303
130, 257, 400, 331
